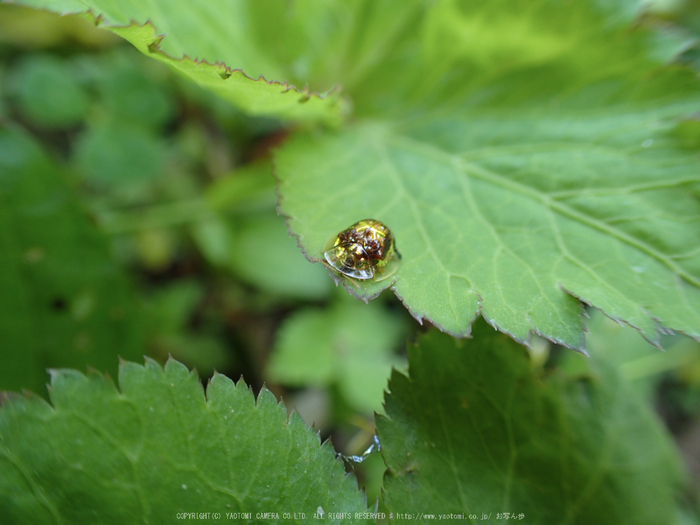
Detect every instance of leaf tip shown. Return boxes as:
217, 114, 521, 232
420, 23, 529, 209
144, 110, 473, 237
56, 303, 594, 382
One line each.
143, 355, 161, 371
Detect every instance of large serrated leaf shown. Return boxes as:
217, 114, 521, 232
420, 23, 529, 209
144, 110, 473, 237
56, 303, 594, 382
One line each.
0, 127, 143, 394
275, 0, 700, 350
9, 0, 700, 349
9, 0, 346, 125
0, 357, 371, 524
378, 327, 685, 524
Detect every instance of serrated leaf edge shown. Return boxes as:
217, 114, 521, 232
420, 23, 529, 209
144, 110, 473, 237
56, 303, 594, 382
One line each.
47, 8, 347, 125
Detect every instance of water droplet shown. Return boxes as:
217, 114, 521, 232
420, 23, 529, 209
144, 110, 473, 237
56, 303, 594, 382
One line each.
642, 139, 654, 148
182, 484, 187, 490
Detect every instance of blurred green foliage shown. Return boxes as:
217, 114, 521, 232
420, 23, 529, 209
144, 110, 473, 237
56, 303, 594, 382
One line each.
6, 54, 90, 128
268, 292, 409, 414
0, 4, 411, 446
0, 126, 144, 392
2, 2, 700, 521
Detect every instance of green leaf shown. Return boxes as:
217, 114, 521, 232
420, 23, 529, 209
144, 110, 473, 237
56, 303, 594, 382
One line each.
144, 281, 233, 375
205, 160, 277, 213
226, 213, 334, 301
74, 121, 166, 185
275, 0, 700, 350
0, 127, 143, 394
192, 160, 333, 300
0, 358, 372, 524
378, 327, 685, 524
10, 1, 700, 349
204, 156, 332, 301
90, 50, 176, 129
7, 54, 90, 128
7, 0, 345, 125
267, 294, 408, 413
